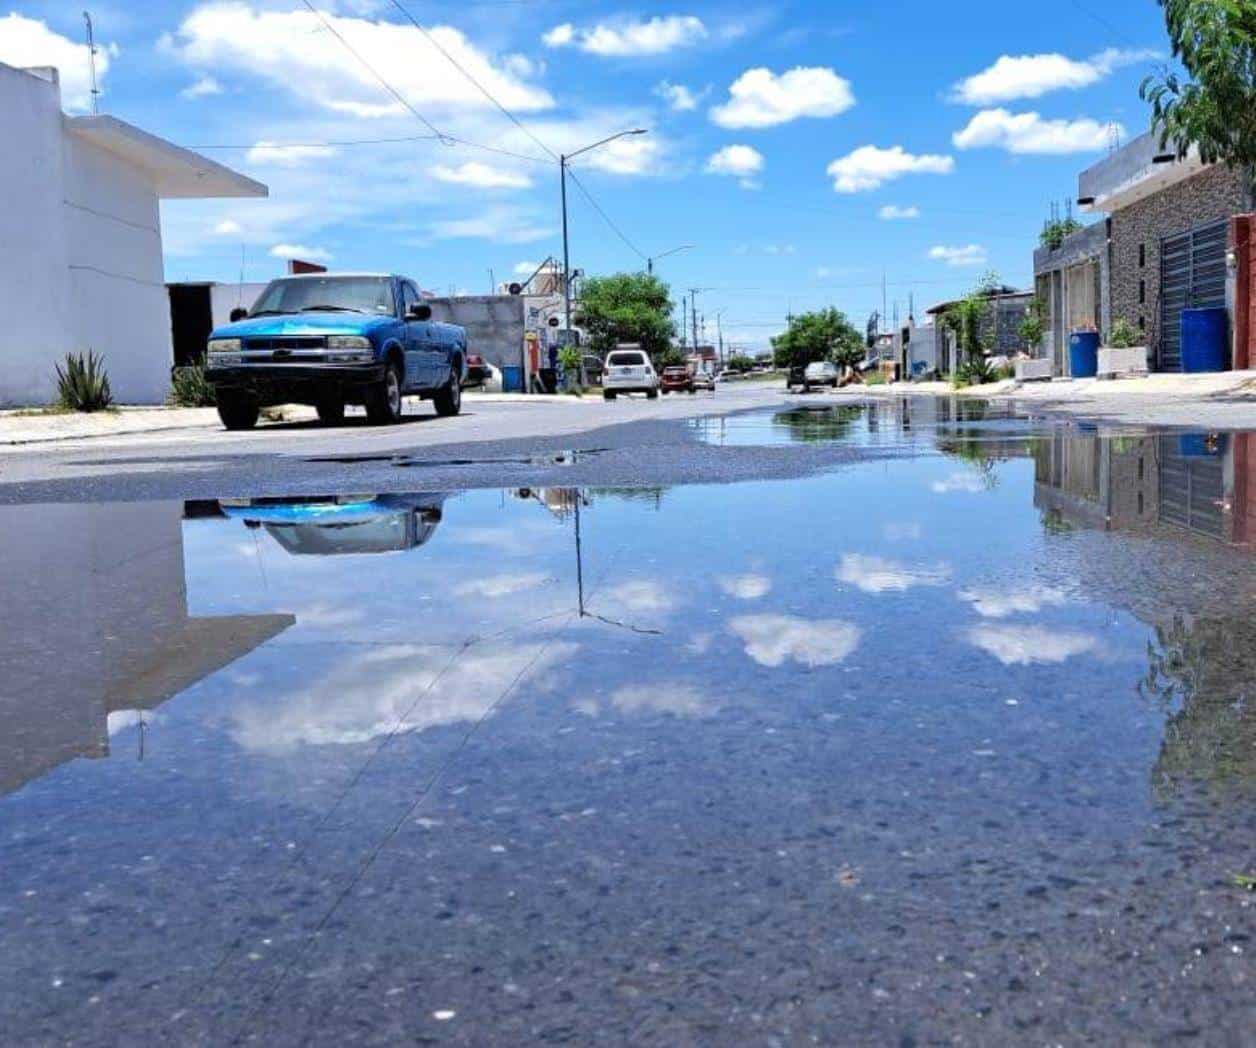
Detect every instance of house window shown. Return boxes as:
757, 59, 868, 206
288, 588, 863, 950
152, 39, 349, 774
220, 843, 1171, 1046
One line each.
1139, 279, 1146, 304
1138, 243, 1146, 268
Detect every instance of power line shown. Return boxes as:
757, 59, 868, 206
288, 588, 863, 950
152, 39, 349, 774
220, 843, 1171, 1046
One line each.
386, 0, 559, 162
565, 168, 648, 261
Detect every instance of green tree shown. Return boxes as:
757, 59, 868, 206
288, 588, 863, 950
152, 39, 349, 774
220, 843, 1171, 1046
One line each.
1141, 0, 1256, 165
726, 353, 756, 373
771, 308, 865, 369
574, 273, 676, 361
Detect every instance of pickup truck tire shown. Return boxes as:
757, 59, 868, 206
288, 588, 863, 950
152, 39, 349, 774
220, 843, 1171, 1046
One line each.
316, 397, 345, 425
217, 393, 259, 431
603, 390, 617, 400
433, 367, 462, 417
366, 360, 404, 425
646, 389, 659, 400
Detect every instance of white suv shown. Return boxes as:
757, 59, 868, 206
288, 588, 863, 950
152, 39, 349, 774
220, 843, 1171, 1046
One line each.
602, 348, 659, 400
803, 360, 840, 390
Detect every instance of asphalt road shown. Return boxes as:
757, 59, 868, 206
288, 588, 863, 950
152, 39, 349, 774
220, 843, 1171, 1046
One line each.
0, 382, 897, 504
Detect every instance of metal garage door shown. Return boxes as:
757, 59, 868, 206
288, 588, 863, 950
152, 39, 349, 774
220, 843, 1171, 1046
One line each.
1159, 219, 1228, 371
1158, 435, 1226, 539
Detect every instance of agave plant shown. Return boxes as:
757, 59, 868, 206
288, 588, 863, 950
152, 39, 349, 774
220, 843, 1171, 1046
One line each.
168, 358, 216, 407
55, 351, 113, 412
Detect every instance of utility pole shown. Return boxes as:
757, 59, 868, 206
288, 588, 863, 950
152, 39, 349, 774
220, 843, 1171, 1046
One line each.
83, 12, 100, 115
681, 297, 688, 349
488, 268, 496, 294
716, 311, 725, 365
690, 288, 699, 351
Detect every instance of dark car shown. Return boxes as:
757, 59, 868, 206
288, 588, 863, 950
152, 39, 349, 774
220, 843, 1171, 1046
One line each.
787, 364, 807, 391
661, 366, 695, 394
463, 353, 492, 389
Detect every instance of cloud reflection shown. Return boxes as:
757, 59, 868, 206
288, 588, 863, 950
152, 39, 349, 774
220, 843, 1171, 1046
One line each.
965, 624, 1096, 665
455, 572, 554, 598
731, 614, 861, 668
718, 573, 772, 600
958, 583, 1070, 618
836, 554, 952, 594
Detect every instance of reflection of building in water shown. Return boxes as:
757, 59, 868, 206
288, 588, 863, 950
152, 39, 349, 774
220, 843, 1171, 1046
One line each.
216, 494, 446, 555
0, 502, 293, 798
1032, 430, 1256, 795
512, 487, 585, 521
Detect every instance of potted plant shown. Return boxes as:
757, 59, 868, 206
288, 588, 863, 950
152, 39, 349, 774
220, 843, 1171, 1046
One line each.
1097, 318, 1149, 378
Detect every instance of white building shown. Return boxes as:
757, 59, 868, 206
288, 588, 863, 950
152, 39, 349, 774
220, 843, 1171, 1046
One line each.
0, 62, 266, 406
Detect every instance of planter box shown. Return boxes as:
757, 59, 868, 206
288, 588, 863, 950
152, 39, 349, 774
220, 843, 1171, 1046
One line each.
1015, 358, 1053, 382
1097, 346, 1149, 378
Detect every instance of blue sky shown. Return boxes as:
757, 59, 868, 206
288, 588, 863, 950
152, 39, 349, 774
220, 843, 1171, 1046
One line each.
4, 0, 1171, 351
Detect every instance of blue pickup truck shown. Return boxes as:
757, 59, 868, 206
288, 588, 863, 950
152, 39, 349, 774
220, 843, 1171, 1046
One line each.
205, 273, 467, 429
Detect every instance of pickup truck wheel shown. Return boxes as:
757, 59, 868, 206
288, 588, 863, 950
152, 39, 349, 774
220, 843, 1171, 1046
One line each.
316, 397, 345, 425
603, 390, 617, 400
366, 361, 403, 425
646, 388, 658, 400
433, 368, 462, 417
217, 393, 259, 431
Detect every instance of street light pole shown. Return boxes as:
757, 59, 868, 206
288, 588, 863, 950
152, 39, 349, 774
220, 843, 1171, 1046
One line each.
647, 243, 695, 275
559, 129, 648, 347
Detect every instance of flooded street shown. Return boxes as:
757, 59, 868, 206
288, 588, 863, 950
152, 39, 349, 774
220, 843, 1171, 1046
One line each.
2, 399, 1254, 1044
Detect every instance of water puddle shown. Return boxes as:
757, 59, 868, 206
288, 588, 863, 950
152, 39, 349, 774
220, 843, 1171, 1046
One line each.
305, 449, 603, 468
3, 412, 1255, 1043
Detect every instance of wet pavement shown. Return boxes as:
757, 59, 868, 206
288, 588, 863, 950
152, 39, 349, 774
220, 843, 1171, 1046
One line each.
2, 398, 1254, 1045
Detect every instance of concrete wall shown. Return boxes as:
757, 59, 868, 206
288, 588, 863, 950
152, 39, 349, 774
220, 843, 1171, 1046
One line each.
0, 65, 70, 406
0, 64, 181, 405
427, 295, 526, 371
1110, 164, 1251, 352
1034, 220, 1110, 373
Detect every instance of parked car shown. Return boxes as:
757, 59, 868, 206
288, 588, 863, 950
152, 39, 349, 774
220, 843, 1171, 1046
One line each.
463, 353, 492, 389
692, 370, 715, 392
205, 273, 467, 430
786, 364, 807, 390
602, 347, 659, 400
803, 361, 840, 390
661, 365, 695, 394
582, 354, 605, 385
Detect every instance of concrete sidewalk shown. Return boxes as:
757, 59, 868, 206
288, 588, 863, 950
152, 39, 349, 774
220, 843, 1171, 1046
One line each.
0, 392, 594, 446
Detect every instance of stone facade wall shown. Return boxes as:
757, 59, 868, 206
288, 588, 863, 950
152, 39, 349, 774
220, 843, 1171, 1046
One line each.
1109, 164, 1251, 352
987, 295, 1033, 356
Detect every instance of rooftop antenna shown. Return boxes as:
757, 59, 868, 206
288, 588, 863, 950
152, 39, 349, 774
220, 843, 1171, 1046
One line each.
83, 12, 100, 115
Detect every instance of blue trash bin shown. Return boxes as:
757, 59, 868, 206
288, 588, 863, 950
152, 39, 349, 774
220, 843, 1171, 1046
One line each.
501, 365, 523, 393
1180, 307, 1228, 372
1068, 331, 1100, 378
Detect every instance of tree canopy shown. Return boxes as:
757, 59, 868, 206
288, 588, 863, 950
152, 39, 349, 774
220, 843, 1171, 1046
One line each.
771, 308, 865, 369
1141, 0, 1256, 166
574, 273, 675, 360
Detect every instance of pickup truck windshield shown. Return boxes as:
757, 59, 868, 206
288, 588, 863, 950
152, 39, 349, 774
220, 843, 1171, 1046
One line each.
251, 277, 395, 317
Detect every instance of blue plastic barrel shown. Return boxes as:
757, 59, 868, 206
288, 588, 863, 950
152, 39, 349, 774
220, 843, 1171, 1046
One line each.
1068, 331, 1100, 378
1180, 307, 1228, 372
1179, 432, 1227, 457
501, 365, 523, 392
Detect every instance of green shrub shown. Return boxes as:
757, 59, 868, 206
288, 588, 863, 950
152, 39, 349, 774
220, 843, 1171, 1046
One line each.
168, 358, 217, 407
957, 356, 997, 387
55, 351, 113, 412
1107, 318, 1140, 348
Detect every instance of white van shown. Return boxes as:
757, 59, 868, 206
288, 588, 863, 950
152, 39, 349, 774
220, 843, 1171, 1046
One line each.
602, 347, 659, 400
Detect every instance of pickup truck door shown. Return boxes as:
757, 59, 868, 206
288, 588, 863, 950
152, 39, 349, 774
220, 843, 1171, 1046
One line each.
399, 282, 433, 389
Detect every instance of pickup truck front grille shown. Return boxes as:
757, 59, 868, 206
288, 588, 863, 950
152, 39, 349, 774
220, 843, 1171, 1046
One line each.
243, 336, 328, 351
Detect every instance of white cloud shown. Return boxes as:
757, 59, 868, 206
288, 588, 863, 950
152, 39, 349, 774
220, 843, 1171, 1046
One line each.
269, 243, 332, 261
428, 207, 552, 243
429, 161, 532, 189
705, 144, 765, 189
455, 572, 551, 598
965, 624, 1096, 665
601, 579, 674, 614
958, 583, 1070, 619
654, 80, 702, 111
928, 244, 988, 268
878, 204, 920, 220
608, 683, 718, 718
0, 13, 115, 112
717, 573, 772, 600
171, 4, 553, 119
883, 521, 922, 541
953, 108, 1122, 154
246, 141, 339, 166
931, 469, 989, 492
513, 260, 540, 275
711, 66, 854, 128
826, 145, 953, 193
213, 219, 243, 236
951, 48, 1160, 105
181, 75, 222, 100
836, 554, 952, 594
543, 15, 707, 57
730, 614, 861, 668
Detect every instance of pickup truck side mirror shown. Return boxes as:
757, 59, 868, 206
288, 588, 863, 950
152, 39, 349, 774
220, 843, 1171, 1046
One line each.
408, 303, 432, 321
229, 307, 248, 322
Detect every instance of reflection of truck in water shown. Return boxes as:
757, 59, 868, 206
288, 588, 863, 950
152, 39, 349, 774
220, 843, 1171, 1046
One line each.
218, 494, 446, 555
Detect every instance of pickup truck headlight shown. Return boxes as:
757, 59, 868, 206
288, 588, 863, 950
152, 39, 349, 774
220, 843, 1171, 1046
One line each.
208, 338, 242, 353
327, 336, 372, 350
